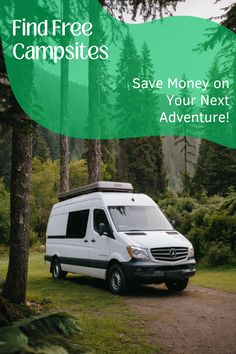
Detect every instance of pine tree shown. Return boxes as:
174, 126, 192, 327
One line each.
0, 0, 35, 303
115, 32, 141, 180
87, 0, 111, 183
102, 0, 184, 21
174, 74, 196, 192
115, 39, 166, 195
59, 0, 70, 193
116, 32, 142, 134
193, 60, 236, 196
194, 140, 236, 195
32, 125, 51, 162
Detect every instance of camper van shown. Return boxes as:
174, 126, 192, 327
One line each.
45, 181, 196, 294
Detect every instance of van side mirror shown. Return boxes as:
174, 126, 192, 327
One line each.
172, 220, 176, 226
98, 223, 106, 236
98, 223, 113, 238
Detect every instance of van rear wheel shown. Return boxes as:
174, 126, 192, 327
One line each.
107, 264, 128, 295
165, 278, 189, 291
51, 258, 67, 280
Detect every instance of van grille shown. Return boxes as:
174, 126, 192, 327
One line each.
150, 247, 188, 262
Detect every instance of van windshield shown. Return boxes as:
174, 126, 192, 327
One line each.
108, 206, 173, 232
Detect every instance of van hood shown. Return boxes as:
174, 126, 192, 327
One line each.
119, 230, 191, 249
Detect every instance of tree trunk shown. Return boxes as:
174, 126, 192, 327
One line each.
60, 135, 69, 193
88, 140, 101, 183
117, 140, 127, 181
87, 1, 101, 184
2, 121, 32, 304
59, 0, 70, 193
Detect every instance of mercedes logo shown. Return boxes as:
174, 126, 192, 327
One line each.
169, 248, 177, 259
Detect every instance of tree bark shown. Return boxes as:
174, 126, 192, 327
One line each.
59, 0, 70, 193
60, 135, 69, 193
87, 1, 101, 184
2, 121, 32, 304
88, 139, 101, 183
117, 140, 127, 181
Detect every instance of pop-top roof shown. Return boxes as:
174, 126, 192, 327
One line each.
58, 181, 133, 201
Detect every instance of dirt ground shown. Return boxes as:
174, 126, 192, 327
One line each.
126, 284, 236, 354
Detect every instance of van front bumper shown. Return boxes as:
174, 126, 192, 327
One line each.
122, 260, 196, 283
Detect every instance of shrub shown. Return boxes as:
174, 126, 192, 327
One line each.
177, 198, 195, 213
159, 191, 236, 264
206, 242, 233, 266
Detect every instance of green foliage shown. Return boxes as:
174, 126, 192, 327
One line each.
194, 140, 236, 196
32, 126, 51, 162
206, 242, 233, 266
0, 326, 29, 353
115, 32, 141, 134
193, 61, 236, 196
0, 127, 12, 187
30, 158, 111, 243
158, 191, 236, 265
0, 156, 127, 246
124, 137, 166, 197
100, 141, 117, 181
69, 160, 88, 189
0, 178, 10, 245
0, 312, 82, 354
30, 158, 59, 241
0, 253, 162, 353
115, 35, 166, 195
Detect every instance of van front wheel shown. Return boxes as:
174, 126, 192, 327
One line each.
107, 264, 128, 295
51, 258, 67, 280
165, 278, 189, 291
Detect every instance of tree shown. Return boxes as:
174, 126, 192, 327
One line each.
96, 0, 183, 184
174, 74, 196, 192
2, 117, 32, 304
215, 1, 236, 33
60, 0, 70, 193
32, 125, 51, 162
0, 178, 10, 245
0, 0, 40, 304
87, 0, 112, 183
193, 60, 236, 196
115, 38, 166, 195
124, 136, 166, 196
102, 0, 184, 20
194, 140, 236, 195
115, 32, 141, 180
0, 125, 12, 187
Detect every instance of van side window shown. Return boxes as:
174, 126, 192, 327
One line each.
66, 210, 89, 238
94, 209, 109, 234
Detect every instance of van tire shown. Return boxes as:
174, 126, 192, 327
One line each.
51, 258, 67, 280
107, 264, 128, 295
165, 278, 189, 291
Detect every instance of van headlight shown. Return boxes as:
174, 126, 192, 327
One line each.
188, 245, 194, 258
127, 246, 150, 261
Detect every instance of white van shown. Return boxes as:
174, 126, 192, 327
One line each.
45, 181, 196, 294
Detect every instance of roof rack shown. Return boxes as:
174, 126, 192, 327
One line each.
58, 181, 133, 201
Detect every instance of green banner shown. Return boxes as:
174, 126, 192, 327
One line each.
0, 0, 236, 147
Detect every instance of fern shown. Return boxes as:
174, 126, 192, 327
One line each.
0, 312, 83, 354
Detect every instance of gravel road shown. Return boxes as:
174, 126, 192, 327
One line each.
126, 285, 236, 354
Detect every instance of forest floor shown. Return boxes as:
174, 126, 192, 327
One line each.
0, 253, 236, 354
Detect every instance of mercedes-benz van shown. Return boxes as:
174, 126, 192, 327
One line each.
45, 181, 196, 294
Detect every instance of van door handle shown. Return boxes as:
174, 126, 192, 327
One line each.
91, 239, 96, 243
84, 239, 88, 243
